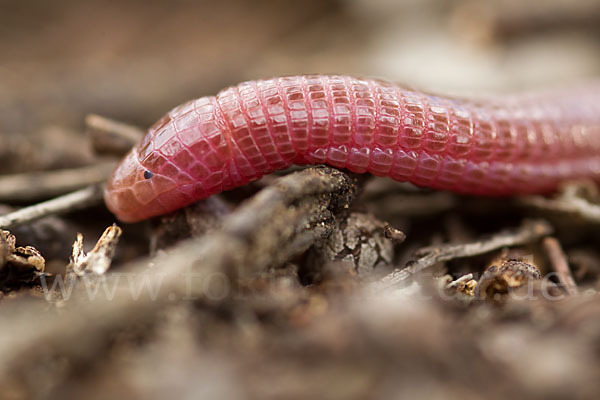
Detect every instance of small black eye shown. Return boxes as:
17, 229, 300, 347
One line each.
143, 170, 153, 180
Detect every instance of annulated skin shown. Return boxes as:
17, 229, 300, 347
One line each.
105, 75, 600, 222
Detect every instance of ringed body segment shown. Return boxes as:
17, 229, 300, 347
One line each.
105, 75, 600, 222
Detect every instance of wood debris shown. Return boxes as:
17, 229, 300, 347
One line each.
0, 230, 45, 289
311, 212, 396, 277
477, 258, 542, 300
66, 224, 122, 278
444, 273, 477, 296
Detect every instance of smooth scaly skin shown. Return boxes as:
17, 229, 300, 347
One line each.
105, 75, 600, 222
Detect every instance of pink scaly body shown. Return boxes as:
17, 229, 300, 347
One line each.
105, 75, 600, 222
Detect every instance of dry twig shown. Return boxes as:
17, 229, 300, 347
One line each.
519, 194, 600, 224
0, 161, 116, 202
543, 237, 579, 295
377, 219, 553, 289
446, 273, 474, 289
86, 114, 144, 156
0, 184, 105, 229
444, 273, 477, 297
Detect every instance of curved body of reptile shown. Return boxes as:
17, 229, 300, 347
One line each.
105, 75, 600, 222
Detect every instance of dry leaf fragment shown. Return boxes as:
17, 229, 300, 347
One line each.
0, 230, 46, 288
318, 212, 396, 276
67, 224, 122, 278
477, 259, 541, 301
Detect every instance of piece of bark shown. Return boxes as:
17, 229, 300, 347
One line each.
309, 212, 397, 279
0, 230, 45, 290
150, 196, 230, 255
477, 259, 542, 301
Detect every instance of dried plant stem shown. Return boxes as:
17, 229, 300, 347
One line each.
519, 194, 600, 223
0, 162, 116, 202
86, 114, 144, 156
0, 185, 105, 229
377, 219, 553, 289
543, 237, 579, 295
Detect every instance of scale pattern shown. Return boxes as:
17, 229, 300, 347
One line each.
105, 75, 600, 222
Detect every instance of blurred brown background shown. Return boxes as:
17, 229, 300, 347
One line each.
1, 0, 600, 134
